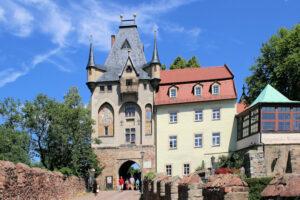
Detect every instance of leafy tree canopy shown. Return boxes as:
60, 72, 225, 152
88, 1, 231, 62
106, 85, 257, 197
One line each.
169, 56, 201, 70
170, 56, 187, 69
245, 23, 300, 104
0, 98, 31, 165
187, 56, 201, 68
22, 87, 102, 178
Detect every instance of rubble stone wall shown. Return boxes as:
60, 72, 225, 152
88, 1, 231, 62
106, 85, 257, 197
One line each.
143, 173, 248, 200
244, 144, 300, 178
0, 160, 85, 200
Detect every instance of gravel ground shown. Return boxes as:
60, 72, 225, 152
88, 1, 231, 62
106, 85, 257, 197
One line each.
72, 190, 140, 200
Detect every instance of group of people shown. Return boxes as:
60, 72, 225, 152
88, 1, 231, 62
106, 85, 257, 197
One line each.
119, 176, 140, 191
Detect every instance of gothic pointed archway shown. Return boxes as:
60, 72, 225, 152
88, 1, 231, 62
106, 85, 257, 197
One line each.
119, 160, 141, 190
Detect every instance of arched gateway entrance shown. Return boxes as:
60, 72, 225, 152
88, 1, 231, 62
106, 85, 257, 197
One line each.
119, 160, 141, 190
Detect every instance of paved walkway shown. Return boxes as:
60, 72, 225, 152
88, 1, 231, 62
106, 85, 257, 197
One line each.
72, 190, 140, 200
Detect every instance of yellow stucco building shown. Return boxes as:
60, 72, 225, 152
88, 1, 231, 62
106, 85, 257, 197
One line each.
155, 66, 237, 177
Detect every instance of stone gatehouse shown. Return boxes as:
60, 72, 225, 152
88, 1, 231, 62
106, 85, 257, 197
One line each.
86, 17, 160, 189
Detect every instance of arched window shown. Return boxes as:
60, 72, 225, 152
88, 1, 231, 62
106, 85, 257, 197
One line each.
145, 104, 152, 135
125, 104, 135, 117
98, 103, 114, 136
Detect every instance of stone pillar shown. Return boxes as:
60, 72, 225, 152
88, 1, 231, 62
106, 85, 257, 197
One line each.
245, 146, 266, 178
291, 147, 300, 173
168, 176, 181, 200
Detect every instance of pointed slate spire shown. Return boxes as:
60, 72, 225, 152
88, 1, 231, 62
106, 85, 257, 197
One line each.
239, 85, 247, 104
151, 30, 160, 64
87, 34, 95, 67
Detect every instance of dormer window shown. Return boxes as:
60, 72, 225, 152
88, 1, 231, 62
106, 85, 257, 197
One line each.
121, 39, 131, 49
170, 88, 177, 99
194, 84, 202, 97
211, 82, 221, 95
213, 85, 219, 95
126, 66, 132, 73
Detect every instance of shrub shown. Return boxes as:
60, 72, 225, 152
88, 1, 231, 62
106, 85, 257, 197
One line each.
144, 172, 156, 181
58, 167, 74, 179
244, 177, 273, 200
195, 160, 205, 171
218, 153, 244, 169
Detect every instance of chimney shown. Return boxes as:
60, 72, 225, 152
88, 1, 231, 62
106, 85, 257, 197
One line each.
111, 35, 115, 48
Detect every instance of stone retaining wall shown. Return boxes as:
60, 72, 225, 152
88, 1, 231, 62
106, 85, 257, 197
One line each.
261, 174, 300, 199
244, 145, 300, 178
0, 160, 86, 200
143, 173, 248, 200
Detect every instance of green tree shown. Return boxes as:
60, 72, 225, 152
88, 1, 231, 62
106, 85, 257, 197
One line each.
127, 166, 140, 178
245, 24, 300, 104
187, 56, 201, 68
161, 64, 166, 70
23, 87, 102, 178
170, 56, 187, 69
0, 98, 31, 165
22, 94, 57, 168
218, 153, 244, 169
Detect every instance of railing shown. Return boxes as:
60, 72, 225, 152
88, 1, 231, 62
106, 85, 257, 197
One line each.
120, 84, 138, 93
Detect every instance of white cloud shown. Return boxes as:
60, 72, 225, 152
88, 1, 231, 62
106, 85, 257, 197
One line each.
0, 0, 201, 87
0, 7, 4, 21
0, 1, 34, 37
187, 28, 202, 37
32, 47, 61, 66
0, 68, 28, 88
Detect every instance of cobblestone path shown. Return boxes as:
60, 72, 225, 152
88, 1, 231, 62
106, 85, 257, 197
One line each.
72, 190, 140, 200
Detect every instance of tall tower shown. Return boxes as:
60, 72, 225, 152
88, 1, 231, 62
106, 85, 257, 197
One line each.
86, 15, 158, 189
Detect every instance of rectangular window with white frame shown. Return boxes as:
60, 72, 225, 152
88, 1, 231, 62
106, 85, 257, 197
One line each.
169, 112, 178, 123
212, 109, 220, 120
195, 110, 203, 121
195, 87, 202, 96
170, 88, 177, 98
169, 136, 177, 149
213, 85, 219, 95
166, 165, 172, 176
212, 132, 220, 146
194, 134, 202, 148
183, 164, 190, 175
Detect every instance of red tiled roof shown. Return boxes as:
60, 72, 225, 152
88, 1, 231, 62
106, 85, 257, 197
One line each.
236, 103, 249, 114
160, 66, 233, 84
155, 66, 237, 105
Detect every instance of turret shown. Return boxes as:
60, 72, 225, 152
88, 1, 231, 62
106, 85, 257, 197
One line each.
151, 30, 161, 79
149, 30, 161, 90
86, 35, 106, 92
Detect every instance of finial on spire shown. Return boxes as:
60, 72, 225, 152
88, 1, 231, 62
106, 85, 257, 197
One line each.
151, 29, 160, 64
239, 85, 247, 104
87, 34, 95, 67
133, 13, 136, 24
128, 49, 131, 57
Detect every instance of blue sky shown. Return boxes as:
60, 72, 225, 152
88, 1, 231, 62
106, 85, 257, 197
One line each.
0, 0, 299, 104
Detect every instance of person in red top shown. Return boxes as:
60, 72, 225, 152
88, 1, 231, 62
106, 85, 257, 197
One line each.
119, 176, 124, 191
